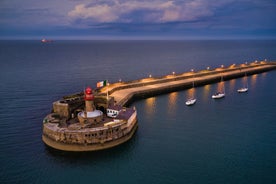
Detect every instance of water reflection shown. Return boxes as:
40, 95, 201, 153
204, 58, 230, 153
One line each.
203, 84, 211, 101
217, 81, 225, 93
229, 79, 236, 92
186, 88, 196, 99
250, 74, 257, 90
168, 92, 178, 116
145, 97, 156, 117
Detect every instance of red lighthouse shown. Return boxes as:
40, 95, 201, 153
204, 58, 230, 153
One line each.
84, 87, 95, 112
78, 87, 103, 125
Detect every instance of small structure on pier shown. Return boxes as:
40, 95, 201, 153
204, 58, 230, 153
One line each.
78, 87, 103, 125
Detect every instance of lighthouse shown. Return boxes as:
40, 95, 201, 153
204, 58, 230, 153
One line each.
78, 87, 103, 125
84, 87, 95, 112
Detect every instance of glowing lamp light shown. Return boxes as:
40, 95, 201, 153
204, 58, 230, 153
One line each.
191, 69, 194, 72
149, 74, 152, 78
207, 67, 210, 70
85, 87, 92, 94
172, 72, 175, 75
230, 64, 236, 68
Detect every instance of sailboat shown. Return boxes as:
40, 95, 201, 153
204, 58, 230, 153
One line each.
186, 81, 197, 106
186, 98, 196, 106
237, 87, 248, 93
212, 76, 225, 99
237, 73, 248, 93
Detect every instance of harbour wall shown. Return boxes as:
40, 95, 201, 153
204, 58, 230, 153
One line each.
100, 62, 276, 106
42, 115, 138, 152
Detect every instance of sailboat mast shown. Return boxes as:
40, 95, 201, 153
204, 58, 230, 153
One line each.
221, 75, 225, 93
106, 80, 109, 108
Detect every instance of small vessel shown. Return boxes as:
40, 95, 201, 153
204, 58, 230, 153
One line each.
237, 73, 248, 93
237, 87, 248, 93
186, 80, 196, 106
212, 76, 225, 99
212, 92, 225, 99
186, 98, 197, 106
41, 38, 53, 43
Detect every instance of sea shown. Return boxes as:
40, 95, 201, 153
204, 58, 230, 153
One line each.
0, 40, 276, 184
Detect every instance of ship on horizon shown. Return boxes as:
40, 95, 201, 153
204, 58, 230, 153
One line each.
41, 38, 53, 43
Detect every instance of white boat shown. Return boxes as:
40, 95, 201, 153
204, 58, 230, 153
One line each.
186, 98, 197, 106
186, 80, 197, 106
212, 76, 225, 99
237, 87, 248, 93
41, 38, 53, 43
238, 73, 248, 93
212, 92, 225, 99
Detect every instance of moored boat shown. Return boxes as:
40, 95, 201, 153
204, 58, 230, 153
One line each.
186, 98, 197, 106
212, 75, 225, 99
237, 87, 248, 93
212, 92, 225, 99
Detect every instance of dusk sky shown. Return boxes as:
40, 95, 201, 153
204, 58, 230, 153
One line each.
1, 0, 276, 39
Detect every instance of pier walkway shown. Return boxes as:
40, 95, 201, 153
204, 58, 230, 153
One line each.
100, 61, 276, 106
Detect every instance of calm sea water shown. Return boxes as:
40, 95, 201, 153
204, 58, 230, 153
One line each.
0, 40, 276, 184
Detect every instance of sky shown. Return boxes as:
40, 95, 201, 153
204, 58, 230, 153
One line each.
0, 0, 276, 39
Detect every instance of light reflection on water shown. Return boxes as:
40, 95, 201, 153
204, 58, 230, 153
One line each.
250, 74, 258, 90
229, 79, 236, 92
167, 92, 178, 116
203, 84, 211, 101
217, 81, 225, 93
186, 88, 196, 100
144, 97, 156, 118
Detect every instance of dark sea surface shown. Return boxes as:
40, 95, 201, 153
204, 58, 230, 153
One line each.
0, 40, 276, 184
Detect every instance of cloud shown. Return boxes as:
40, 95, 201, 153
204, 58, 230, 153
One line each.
68, 0, 235, 24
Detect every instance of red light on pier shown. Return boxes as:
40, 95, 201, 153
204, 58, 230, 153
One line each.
85, 87, 94, 101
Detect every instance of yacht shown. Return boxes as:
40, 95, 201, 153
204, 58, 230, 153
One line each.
212, 92, 225, 99
186, 98, 197, 106
212, 76, 225, 99
238, 73, 248, 93
237, 87, 248, 93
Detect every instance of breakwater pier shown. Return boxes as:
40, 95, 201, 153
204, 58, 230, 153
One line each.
43, 60, 275, 152
100, 61, 276, 106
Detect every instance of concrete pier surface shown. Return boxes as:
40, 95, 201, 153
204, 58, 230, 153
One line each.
100, 61, 276, 106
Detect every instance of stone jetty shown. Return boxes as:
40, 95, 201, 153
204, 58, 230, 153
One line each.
100, 61, 276, 106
